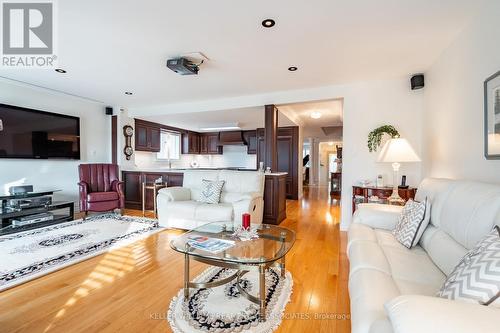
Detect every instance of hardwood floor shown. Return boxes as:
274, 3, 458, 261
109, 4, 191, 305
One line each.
0, 186, 350, 333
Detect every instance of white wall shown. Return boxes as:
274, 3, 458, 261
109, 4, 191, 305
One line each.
0, 79, 110, 208
340, 79, 424, 229
422, 1, 500, 183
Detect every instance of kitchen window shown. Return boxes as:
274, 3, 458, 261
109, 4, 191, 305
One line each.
157, 131, 181, 160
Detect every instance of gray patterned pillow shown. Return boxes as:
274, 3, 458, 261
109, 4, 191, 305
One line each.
198, 179, 225, 204
437, 226, 500, 308
392, 198, 427, 249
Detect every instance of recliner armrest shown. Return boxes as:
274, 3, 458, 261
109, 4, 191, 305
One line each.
385, 295, 500, 333
232, 192, 263, 202
78, 181, 89, 191
352, 203, 403, 230
77, 181, 89, 212
157, 187, 191, 202
111, 180, 124, 195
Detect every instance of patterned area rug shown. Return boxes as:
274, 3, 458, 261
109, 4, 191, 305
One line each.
0, 214, 162, 291
168, 266, 293, 333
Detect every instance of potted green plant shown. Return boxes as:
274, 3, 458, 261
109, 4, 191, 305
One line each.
367, 125, 400, 152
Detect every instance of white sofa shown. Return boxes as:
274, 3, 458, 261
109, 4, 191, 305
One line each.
156, 169, 264, 229
348, 178, 500, 333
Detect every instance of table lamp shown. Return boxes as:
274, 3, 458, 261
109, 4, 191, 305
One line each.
377, 138, 420, 202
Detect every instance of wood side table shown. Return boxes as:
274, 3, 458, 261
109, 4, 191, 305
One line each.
142, 182, 167, 218
352, 185, 416, 214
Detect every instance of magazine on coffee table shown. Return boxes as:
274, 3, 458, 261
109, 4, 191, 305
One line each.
187, 235, 235, 253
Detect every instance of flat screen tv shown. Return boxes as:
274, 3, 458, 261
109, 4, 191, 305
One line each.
0, 103, 80, 159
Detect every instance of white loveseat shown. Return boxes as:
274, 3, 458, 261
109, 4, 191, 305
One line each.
156, 169, 264, 229
348, 178, 500, 333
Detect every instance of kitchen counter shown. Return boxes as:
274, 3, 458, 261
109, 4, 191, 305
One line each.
121, 167, 287, 176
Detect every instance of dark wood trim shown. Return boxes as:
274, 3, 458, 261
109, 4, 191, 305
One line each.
277, 126, 299, 200
264, 105, 278, 172
111, 115, 117, 164
134, 118, 187, 134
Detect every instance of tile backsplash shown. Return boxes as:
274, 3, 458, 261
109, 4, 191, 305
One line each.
134, 145, 257, 169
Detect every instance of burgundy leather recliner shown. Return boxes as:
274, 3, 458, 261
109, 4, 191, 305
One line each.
78, 164, 125, 217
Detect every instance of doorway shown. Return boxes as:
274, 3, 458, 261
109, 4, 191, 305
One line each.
277, 99, 343, 204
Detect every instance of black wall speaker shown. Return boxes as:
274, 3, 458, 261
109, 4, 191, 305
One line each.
410, 74, 425, 90
105, 106, 113, 115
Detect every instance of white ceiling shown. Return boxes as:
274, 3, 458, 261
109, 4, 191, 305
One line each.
278, 99, 343, 140
143, 107, 295, 131
0, 0, 485, 110
278, 99, 343, 128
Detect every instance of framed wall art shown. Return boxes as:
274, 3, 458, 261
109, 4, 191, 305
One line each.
484, 70, 500, 159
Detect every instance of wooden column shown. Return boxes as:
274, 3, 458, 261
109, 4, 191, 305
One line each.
264, 104, 278, 172
111, 115, 117, 164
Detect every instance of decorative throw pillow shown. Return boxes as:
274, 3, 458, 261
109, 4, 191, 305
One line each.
198, 179, 225, 204
437, 226, 500, 308
392, 198, 428, 249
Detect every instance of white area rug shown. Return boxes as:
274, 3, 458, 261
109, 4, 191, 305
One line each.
0, 214, 163, 291
168, 267, 293, 333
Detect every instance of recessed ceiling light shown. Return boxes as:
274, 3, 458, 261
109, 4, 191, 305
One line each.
262, 19, 275, 28
328, 142, 334, 146
55, 68, 66, 73
288, 66, 298, 72
310, 112, 322, 119
124, 91, 133, 95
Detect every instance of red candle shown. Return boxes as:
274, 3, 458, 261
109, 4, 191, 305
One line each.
242, 213, 251, 230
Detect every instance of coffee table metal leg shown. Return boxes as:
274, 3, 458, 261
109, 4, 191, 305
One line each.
184, 253, 190, 300
259, 264, 266, 322
153, 187, 157, 219
142, 183, 145, 217
280, 256, 286, 278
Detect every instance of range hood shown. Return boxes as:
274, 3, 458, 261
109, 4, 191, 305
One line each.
218, 131, 245, 145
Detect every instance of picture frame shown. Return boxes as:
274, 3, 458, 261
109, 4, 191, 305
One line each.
484, 70, 500, 159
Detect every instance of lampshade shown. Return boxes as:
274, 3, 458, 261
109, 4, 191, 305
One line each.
377, 138, 420, 163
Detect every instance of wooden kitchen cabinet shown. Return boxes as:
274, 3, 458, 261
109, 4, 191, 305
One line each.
134, 119, 161, 152
243, 130, 257, 154
182, 131, 200, 154
263, 174, 287, 225
123, 171, 143, 209
122, 171, 184, 210
199, 133, 222, 155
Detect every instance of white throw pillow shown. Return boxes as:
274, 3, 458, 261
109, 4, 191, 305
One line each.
392, 198, 428, 248
437, 226, 500, 308
198, 179, 225, 204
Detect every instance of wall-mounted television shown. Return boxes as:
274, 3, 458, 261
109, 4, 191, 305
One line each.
0, 103, 80, 159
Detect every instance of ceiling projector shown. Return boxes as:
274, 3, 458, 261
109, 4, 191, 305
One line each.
166, 57, 199, 75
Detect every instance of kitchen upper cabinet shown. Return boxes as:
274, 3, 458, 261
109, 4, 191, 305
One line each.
134, 119, 161, 152
243, 130, 257, 154
182, 131, 200, 154
205, 133, 222, 154
191, 132, 222, 155
149, 127, 161, 151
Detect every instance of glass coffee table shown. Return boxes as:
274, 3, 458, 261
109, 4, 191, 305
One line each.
170, 222, 295, 322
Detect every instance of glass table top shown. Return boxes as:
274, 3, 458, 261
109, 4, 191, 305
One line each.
170, 222, 296, 265
0, 188, 61, 200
